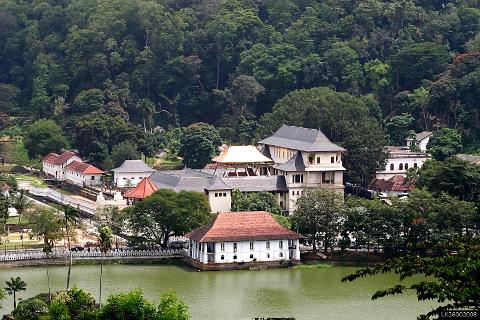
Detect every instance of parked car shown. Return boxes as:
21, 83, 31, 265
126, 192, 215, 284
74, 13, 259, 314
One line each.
71, 246, 84, 252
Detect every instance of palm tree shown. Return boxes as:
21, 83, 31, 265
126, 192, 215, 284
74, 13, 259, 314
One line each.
63, 205, 80, 291
97, 226, 113, 306
43, 242, 54, 304
4, 277, 27, 310
137, 99, 155, 133
11, 189, 31, 224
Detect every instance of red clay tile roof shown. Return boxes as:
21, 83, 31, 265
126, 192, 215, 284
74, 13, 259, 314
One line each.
43, 151, 77, 165
370, 175, 414, 192
65, 160, 103, 174
124, 177, 158, 199
185, 211, 304, 242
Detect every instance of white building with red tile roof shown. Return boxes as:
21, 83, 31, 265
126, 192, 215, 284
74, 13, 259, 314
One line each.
185, 211, 303, 267
64, 160, 104, 187
42, 151, 82, 180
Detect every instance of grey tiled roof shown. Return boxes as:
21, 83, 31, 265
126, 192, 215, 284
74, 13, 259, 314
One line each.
150, 169, 288, 193
112, 160, 155, 173
456, 154, 480, 164
149, 169, 227, 193
259, 145, 272, 159
258, 125, 346, 152
416, 131, 433, 141
222, 176, 288, 192
273, 151, 306, 172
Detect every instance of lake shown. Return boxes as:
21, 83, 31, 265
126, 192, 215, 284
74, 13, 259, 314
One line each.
0, 264, 436, 319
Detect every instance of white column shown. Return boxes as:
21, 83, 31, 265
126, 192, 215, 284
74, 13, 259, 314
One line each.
202, 243, 208, 263
295, 239, 300, 260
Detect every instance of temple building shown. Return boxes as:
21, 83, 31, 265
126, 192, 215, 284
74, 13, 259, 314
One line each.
121, 125, 347, 214
185, 211, 303, 270
259, 125, 346, 212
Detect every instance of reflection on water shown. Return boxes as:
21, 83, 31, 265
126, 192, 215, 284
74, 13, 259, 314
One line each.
0, 265, 436, 320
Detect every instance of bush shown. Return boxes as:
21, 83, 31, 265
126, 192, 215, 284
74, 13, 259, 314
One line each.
12, 298, 48, 320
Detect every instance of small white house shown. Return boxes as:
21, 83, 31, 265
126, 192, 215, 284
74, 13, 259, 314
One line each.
186, 211, 303, 270
376, 146, 430, 180
42, 151, 81, 180
405, 131, 433, 152
64, 160, 104, 187
112, 160, 155, 187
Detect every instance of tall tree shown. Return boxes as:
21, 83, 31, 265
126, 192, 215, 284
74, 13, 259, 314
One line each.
292, 188, 344, 252
5, 277, 27, 310
62, 205, 80, 291
97, 226, 113, 306
129, 189, 211, 247
179, 123, 222, 169
427, 128, 463, 161
24, 119, 69, 159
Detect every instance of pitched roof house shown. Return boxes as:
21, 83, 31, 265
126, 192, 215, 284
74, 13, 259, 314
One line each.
112, 160, 155, 187
42, 151, 82, 180
64, 160, 104, 187
185, 211, 303, 269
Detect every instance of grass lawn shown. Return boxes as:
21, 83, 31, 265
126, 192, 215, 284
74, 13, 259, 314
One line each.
6, 217, 29, 225
16, 174, 47, 188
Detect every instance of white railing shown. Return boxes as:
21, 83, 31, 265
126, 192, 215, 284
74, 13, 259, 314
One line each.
0, 249, 185, 262
19, 183, 97, 215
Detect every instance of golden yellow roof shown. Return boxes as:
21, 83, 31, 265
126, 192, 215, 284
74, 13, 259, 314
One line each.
212, 146, 273, 164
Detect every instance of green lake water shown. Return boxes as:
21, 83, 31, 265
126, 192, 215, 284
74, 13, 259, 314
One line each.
0, 264, 436, 319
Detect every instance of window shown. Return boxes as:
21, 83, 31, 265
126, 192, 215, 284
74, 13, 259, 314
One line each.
405, 163, 409, 170
322, 172, 334, 184
296, 191, 300, 195
279, 252, 283, 258
390, 163, 394, 170
233, 255, 237, 260
292, 191, 295, 196
233, 243, 237, 253
215, 193, 218, 197
293, 174, 303, 183
279, 241, 283, 249
308, 155, 314, 164
91, 176, 95, 180
331, 157, 335, 163
266, 253, 270, 258
316, 157, 321, 164
220, 243, 225, 251
123, 177, 126, 180
221, 255, 224, 260
399, 163, 403, 170
414, 163, 418, 168
336, 154, 339, 162
266, 241, 270, 250
223, 192, 227, 197
250, 242, 254, 250
250, 254, 254, 259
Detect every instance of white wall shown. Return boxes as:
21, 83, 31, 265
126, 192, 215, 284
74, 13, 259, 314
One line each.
189, 239, 300, 264
65, 170, 102, 186
208, 190, 232, 212
418, 137, 430, 152
376, 156, 429, 180
114, 172, 151, 187
42, 155, 82, 181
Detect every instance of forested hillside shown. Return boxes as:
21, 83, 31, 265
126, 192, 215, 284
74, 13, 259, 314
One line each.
1, 0, 480, 184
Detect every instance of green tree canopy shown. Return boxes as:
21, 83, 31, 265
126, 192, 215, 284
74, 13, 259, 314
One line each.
128, 189, 212, 246
257, 87, 387, 186
231, 189, 282, 215
179, 123, 222, 169
292, 187, 345, 252
427, 128, 463, 160
24, 119, 69, 158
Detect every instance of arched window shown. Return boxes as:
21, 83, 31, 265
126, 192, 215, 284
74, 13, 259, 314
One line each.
399, 163, 403, 170
390, 163, 394, 171
405, 163, 409, 170
414, 163, 418, 168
